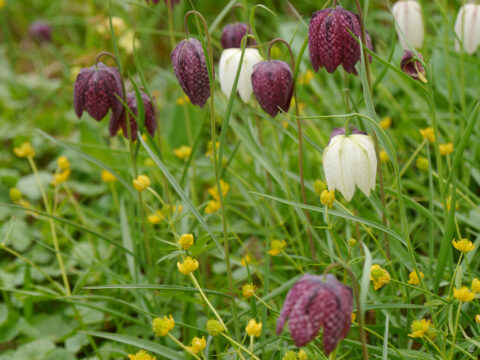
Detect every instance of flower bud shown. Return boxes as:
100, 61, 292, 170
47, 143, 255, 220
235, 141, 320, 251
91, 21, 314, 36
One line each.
74, 62, 124, 123
220, 23, 255, 49
308, 7, 372, 74
219, 48, 263, 103
454, 4, 480, 55
109, 91, 157, 140
29, 20, 52, 43
323, 128, 377, 201
276, 274, 352, 354
392, 1, 424, 49
171, 38, 211, 107
251, 60, 293, 117
400, 50, 426, 82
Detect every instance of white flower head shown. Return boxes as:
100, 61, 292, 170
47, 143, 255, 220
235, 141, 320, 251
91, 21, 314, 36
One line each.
219, 48, 263, 103
323, 128, 377, 202
454, 4, 480, 55
392, 0, 424, 49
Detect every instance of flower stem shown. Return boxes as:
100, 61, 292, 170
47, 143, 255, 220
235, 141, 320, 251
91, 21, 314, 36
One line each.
449, 302, 462, 360
167, 333, 202, 360
189, 273, 226, 330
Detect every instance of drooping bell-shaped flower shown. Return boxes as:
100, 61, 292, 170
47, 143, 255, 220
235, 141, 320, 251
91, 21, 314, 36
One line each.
171, 38, 211, 107
219, 48, 263, 102
29, 20, 52, 43
109, 91, 157, 141
251, 60, 293, 117
392, 1, 424, 49
308, 7, 371, 74
454, 4, 480, 55
220, 23, 255, 49
400, 50, 426, 82
276, 274, 353, 354
323, 128, 377, 201
74, 62, 124, 122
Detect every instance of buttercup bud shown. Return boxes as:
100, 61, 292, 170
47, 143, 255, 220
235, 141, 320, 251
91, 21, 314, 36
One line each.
276, 274, 353, 354
454, 4, 480, 55
221, 23, 255, 49
74, 62, 124, 123
392, 1, 424, 49
171, 38, 211, 107
251, 60, 293, 117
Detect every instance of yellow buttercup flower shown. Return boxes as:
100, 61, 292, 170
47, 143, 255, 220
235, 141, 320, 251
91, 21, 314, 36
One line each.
380, 117, 392, 129
206, 141, 220, 157
241, 255, 251, 266
439, 142, 454, 156
416, 156, 429, 171
351, 312, 356, 323
267, 239, 286, 256
133, 175, 151, 191
420, 127, 435, 143
208, 180, 229, 201
242, 283, 256, 298
298, 349, 308, 360
152, 315, 175, 336
245, 319, 262, 337
454, 286, 475, 302
472, 278, 480, 293
186, 336, 206, 354
298, 70, 314, 86
174, 146, 192, 160
148, 210, 165, 224
370, 264, 391, 290
179, 233, 194, 250
14, 142, 35, 158
476, 314, 480, 325
282, 351, 297, 360
205, 200, 221, 214
177, 256, 199, 275
320, 189, 335, 208
101, 170, 117, 183
408, 270, 424, 285
452, 238, 475, 253
176, 94, 190, 106
9, 187, 22, 202
408, 318, 431, 338
206, 319, 225, 336
51, 169, 71, 186
128, 350, 156, 360
57, 156, 70, 170
380, 150, 389, 163
172, 204, 183, 214
313, 179, 327, 196
0, 0, 5, 9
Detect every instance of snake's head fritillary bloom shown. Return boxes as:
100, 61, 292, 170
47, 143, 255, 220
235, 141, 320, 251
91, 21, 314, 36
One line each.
109, 91, 157, 140
308, 7, 372, 74
276, 274, 353, 354
171, 38, 211, 107
323, 128, 377, 201
219, 48, 263, 102
29, 20, 52, 43
74, 62, 124, 123
220, 23, 255, 49
400, 50, 426, 82
251, 60, 293, 118
454, 4, 480, 55
392, 1, 424, 49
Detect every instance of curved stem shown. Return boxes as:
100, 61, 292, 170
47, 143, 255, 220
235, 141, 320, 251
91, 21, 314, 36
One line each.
95, 51, 117, 67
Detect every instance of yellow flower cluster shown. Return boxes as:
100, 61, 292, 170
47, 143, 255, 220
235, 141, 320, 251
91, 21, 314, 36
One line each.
205, 180, 229, 214
242, 283, 256, 298
206, 319, 225, 336
320, 189, 335, 208
14, 142, 35, 158
313, 180, 327, 196
51, 156, 71, 186
133, 175, 151, 191
370, 264, 391, 290
152, 315, 175, 337
472, 278, 480, 293
408, 270, 424, 285
174, 145, 192, 160
452, 238, 475, 253
408, 318, 435, 339
439, 142, 454, 156
380, 117, 392, 129
101, 170, 117, 183
241, 255, 251, 266
245, 319, 262, 337
147, 210, 165, 224
420, 127, 435, 143
205, 141, 219, 157
176, 94, 190, 106
177, 256, 199, 275
416, 156, 429, 171
178, 233, 194, 250
453, 286, 475, 302
267, 239, 286, 256
298, 70, 314, 86
128, 350, 156, 360
186, 336, 206, 354
379, 150, 389, 163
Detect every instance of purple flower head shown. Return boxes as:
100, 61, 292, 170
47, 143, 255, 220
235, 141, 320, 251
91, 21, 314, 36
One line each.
73, 62, 124, 122
171, 38, 211, 107
308, 7, 372, 74
145, 0, 179, 7
276, 274, 353, 354
329, 126, 366, 143
220, 23, 256, 49
251, 60, 293, 118
29, 20, 52, 43
400, 50, 426, 82
109, 91, 157, 141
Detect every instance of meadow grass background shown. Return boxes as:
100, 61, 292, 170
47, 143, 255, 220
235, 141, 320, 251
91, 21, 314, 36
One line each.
0, 0, 480, 359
